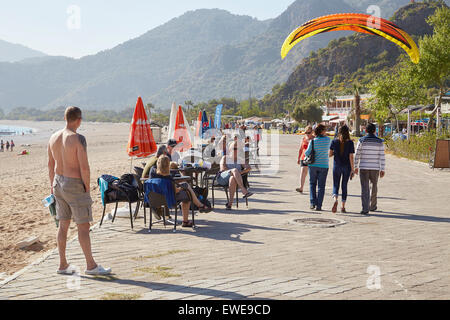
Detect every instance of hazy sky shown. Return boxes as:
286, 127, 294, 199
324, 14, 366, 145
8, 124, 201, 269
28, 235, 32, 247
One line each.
0, 0, 295, 58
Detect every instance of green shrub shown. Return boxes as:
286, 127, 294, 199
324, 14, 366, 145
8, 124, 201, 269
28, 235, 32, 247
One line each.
385, 129, 450, 162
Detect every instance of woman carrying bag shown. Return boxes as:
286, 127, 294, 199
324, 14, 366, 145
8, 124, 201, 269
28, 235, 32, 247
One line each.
304, 124, 331, 211
296, 126, 313, 193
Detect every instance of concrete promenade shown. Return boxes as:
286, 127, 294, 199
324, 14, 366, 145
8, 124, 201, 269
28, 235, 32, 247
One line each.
1, 134, 449, 300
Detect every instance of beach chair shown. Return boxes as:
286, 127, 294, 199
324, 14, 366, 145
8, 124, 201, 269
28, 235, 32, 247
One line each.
145, 181, 195, 233
98, 175, 142, 230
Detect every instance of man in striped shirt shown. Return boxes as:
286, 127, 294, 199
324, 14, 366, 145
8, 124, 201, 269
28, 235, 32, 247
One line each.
354, 123, 386, 215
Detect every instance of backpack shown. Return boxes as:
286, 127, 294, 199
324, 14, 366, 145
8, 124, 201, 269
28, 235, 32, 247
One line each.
105, 174, 139, 203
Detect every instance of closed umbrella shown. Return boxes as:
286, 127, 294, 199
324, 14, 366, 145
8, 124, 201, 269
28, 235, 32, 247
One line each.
127, 97, 157, 158
195, 111, 202, 137
173, 105, 192, 152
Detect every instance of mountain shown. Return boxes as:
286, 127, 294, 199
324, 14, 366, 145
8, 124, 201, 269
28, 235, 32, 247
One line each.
0, 39, 47, 63
1, 0, 447, 111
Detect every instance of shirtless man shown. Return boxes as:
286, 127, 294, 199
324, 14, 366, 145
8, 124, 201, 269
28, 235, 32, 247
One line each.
48, 106, 111, 275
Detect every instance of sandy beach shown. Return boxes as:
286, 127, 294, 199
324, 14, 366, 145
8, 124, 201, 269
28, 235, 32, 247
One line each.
0, 120, 136, 276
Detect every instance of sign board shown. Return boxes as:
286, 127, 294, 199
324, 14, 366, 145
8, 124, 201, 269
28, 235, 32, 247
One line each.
434, 139, 450, 168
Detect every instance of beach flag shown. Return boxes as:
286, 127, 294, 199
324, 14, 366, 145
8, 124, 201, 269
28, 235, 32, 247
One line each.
209, 116, 214, 129
173, 105, 192, 152
214, 104, 223, 129
127, 97, 157, 158
201, 110, 209, 137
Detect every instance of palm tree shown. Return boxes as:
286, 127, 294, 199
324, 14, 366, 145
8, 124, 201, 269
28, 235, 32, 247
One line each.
353, 84, 361, 137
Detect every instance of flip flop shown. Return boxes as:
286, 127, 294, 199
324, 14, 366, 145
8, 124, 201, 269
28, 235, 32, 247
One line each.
243, 192, 254, 199
85, 264, 112, 275
57, 264, 78, 275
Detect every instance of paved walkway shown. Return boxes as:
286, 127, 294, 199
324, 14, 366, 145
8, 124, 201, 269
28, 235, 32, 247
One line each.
1, 134, 449, 300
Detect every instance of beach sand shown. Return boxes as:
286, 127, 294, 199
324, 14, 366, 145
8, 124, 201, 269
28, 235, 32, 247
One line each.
0, 120, 138, 276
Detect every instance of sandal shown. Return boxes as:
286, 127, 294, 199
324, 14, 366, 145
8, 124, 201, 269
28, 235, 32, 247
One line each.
332, 200, 338, 213
57, 264, 78, 275
182, 221, 194, 227
199, 204, 212, 213
225, 203, 232, 210
243, 192, 254, 199
296, 188, 303, 193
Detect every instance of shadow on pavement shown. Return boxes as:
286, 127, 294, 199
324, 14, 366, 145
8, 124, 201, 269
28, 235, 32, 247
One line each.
136, 219, 291, 244
80, 276, 255, 300
368, 211, 450, 223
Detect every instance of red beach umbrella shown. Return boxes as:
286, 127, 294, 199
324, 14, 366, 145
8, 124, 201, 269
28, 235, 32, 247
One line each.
195, 111, 202, 137
173, 105, 192, 152
127, 97, 157, 158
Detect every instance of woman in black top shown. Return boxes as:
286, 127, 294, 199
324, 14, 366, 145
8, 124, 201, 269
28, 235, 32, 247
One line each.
329, 125, 355, 213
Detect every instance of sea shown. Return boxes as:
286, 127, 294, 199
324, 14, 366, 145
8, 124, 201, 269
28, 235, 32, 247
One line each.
0, 125, 35, 137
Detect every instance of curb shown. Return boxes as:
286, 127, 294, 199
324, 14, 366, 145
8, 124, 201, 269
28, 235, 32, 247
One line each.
0, 222, 100, 289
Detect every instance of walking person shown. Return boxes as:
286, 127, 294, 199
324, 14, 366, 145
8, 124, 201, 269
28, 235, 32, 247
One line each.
48, 106, 111, 275
0, 140, 4, 152
296, 125, 313, 193
329, 125, 355, 213
6, 140, 10, 151
304, 124, 331, 211
10, 140, 15, 152
354, 123, 386, 215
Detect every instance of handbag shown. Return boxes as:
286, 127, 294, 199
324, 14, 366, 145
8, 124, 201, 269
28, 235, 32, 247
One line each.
301, 139, 315, 166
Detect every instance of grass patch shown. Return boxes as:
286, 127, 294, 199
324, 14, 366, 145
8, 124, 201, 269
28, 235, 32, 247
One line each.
134, 266, 181, 278
100, 292, 142, 300
131, 249, 190, 261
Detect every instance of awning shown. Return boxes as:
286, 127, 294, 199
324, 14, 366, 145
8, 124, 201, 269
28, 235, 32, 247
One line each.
322, 115, 339, 122
329, 119, 346, 124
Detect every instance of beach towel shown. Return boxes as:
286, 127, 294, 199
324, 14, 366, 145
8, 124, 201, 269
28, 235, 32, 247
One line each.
144, 178, 176, 209
97, 174, 119, 206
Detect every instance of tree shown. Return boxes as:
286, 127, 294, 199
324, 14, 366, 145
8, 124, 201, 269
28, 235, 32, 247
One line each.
145, 103, 155, 119
354, 84, 362, 137
184, 100, 194, 112
293, 102, 323, 124
369, 63, 428, 133
409, 5, 450, 129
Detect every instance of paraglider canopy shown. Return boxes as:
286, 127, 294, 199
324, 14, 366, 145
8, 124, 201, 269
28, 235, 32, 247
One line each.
281, 13, 420, 64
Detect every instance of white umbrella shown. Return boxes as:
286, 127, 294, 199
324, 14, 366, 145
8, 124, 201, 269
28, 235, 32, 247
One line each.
167, 102, 177, 140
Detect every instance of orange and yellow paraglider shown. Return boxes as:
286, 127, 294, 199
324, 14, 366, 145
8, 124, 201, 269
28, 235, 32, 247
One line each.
281, 13, 420, 64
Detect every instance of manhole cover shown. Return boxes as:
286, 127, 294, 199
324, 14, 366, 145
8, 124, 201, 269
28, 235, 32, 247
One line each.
291, 218, 346, 228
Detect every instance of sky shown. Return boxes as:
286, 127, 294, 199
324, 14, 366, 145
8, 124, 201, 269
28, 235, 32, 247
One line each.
0, 0, 295, 58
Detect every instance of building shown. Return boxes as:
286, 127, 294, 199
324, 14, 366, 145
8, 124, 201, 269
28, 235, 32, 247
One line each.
324, 94, 373, 126
437, 91, 450, 114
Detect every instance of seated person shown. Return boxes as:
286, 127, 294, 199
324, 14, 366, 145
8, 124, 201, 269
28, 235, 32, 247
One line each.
143, 145, 169, 179
167, 139, 181, 164
217, 141, 254, 210
152, 156, 211, 227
